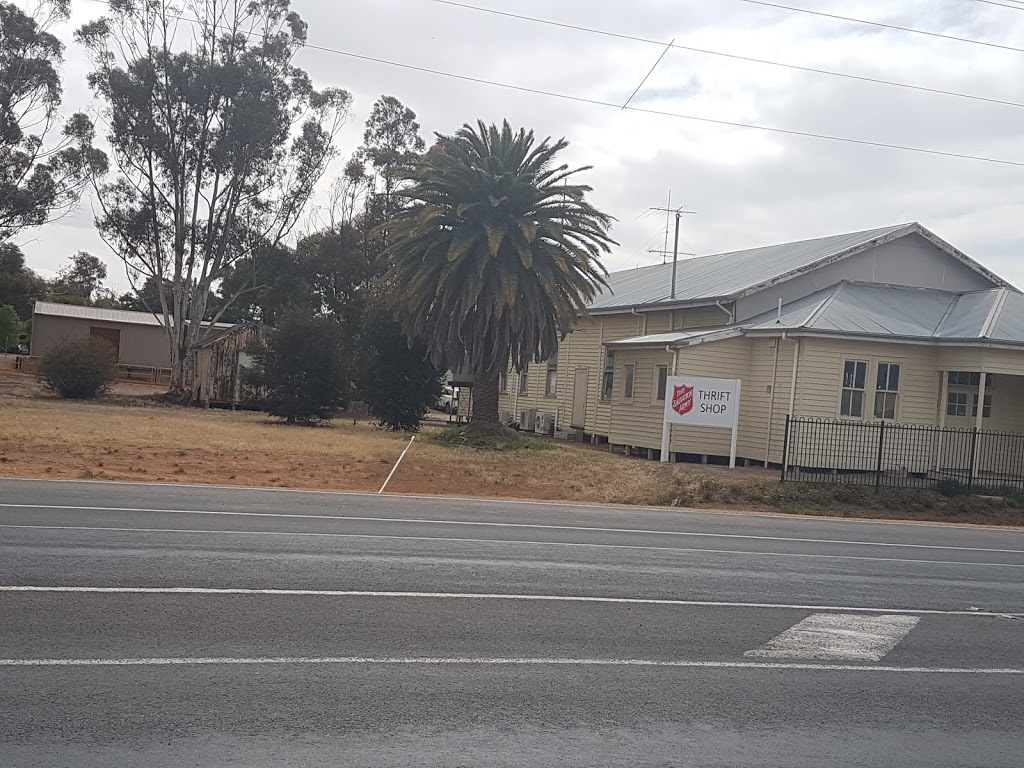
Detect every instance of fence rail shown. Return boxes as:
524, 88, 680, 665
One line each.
781, 416, 1024, 491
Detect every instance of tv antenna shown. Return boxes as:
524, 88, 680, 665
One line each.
647, 190, 696, 299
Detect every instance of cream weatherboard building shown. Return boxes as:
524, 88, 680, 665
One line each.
499, 222, 1024, 469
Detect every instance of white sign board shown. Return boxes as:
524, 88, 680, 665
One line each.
661, 375, 742, 467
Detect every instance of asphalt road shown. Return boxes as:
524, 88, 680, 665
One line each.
1, 478, 1022, 767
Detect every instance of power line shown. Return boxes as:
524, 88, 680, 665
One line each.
430, 0, 1024, 111
971, 0, 1024, 11
299, 46, 1024, 169
83, 0, 1024, 169
734, 0, 1024, 54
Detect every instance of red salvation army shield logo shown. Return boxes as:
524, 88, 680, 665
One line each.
672, 384, 694, 417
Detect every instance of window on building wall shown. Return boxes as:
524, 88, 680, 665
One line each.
499, 371, 508, 393
946, 391, 968, 417
519, 364, 529, 395
656, 366, 668, 402
545, 357, 558, 396
623, 364, 636, 399
601, 351, 615, 400
973, 394, 993, 418
840, 360, 867, 418
948, 372, 994, 388
873, 362, 901, 420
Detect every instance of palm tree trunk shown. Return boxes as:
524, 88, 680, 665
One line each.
471, 369, 500, 426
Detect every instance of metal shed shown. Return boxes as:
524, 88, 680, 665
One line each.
30, 302, 236, 371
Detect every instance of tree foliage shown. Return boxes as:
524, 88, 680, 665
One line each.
0, 242, 46, 317
0, 0, 107, 241
356, 292, 442, 431
384, 120, 615, 425
245, 312, 350, 424
51, 251, 107, 303
40, 335, 117, 399
0, 303, 18, 348
77, 0, 352, 396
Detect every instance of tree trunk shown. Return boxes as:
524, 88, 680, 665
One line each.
471, 369, 500, 426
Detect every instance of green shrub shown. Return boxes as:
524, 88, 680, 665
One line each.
356, 298, 443, 432
40, 337, 117, 399
244, 313, 350, 424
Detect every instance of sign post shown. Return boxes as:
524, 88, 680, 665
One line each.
660, 375, 742, 468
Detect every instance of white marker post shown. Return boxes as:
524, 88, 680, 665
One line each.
660, 375, 742, 468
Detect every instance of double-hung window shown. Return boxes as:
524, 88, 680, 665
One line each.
601, 352, 615, 400
840, 360, 867, 418
655, 366, 668, 402
545, 357, 558, 396
873, 362, 901, 420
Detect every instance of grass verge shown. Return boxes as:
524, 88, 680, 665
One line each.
0, 380, 1022, 526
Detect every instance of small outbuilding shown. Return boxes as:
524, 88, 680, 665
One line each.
188, 322, 261, 406
30, 301, 237, 381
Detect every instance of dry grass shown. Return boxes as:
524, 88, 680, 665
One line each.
1, 371, 1022, 525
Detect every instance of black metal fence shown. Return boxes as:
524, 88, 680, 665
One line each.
781, 416, 1024, 491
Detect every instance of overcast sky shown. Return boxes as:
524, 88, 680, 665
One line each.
15, 0, 1024, 292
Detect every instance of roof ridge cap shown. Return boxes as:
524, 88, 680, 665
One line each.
980, 287, 1011, 339
801, 282, 847, 327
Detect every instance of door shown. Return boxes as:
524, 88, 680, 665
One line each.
89, 326, 121, 359
572, 368, 589, 428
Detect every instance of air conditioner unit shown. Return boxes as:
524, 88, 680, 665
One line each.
520, 409, 537, 432
535, 413, 555, 436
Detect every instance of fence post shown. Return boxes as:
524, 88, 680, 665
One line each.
875, 420, 886, 492
780, 415, 791, 482
968, 428, 978, 489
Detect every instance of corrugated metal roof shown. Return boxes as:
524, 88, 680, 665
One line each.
990, 291, 1024, 342
933, 292, 995, 339
746, 282, 1024, 344
590, 223, 915, 310
33, 301, 235, 329
611, 282, 1024, 349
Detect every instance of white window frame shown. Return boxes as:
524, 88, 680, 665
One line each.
601, 351, 615, 401
545, 357, 558, 397
623, 364, 636, 400
946, 391, 968, 418
518, 364, 529, 395
839, 359, 868, 419
972, 393, 993, 419
655, 365, 668, 403
873, 361, 901, 421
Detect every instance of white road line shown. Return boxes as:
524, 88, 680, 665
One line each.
0, 655, 1020, 674
1, 503, 1019, 554
745, 614, 921, 661
3, 586, 1021, 618
1, 523, 1021, 569
1, 476, 1017, 534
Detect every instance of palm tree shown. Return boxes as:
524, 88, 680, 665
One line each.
384, 120, 615, 431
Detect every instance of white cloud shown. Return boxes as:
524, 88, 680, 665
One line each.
15, 0, 1024, 292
